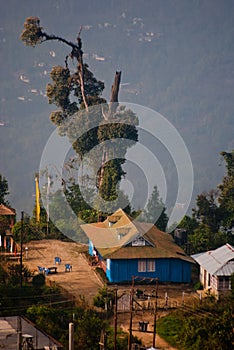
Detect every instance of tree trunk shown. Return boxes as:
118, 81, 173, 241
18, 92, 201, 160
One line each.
98, 71, 121, 190
109, 71, 121, 117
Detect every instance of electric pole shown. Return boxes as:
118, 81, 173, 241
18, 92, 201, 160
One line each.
69, 322, 74, 350
20, 211, 24, 288
114, 287, 118, 350
128, 277, 134, 350
152, 278, 159, 348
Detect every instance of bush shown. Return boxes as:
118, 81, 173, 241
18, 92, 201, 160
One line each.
93, 286, 115, 310
95, 267, 109, 283
32, 273, 45, 287
194, 281, 203, 291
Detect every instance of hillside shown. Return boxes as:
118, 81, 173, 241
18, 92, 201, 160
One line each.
0, 0, 234, 219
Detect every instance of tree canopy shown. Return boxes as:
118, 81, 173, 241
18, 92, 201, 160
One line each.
21, 17, 138, 213
143, 185, 168, 231
0, 173, 9, 205
178, 150, 234, 253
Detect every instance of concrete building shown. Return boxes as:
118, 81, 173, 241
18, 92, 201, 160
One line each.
0, 316, 63, 350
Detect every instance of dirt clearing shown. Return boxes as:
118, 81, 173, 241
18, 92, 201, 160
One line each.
22, 239, 196, 349
24, 239, 103, 304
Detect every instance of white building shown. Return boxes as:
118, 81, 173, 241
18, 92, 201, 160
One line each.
192, 243, 234, 297
0, 316, 63, 349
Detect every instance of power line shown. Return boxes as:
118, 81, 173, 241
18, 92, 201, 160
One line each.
0, 298, 75, 312
1, 292, 63, 300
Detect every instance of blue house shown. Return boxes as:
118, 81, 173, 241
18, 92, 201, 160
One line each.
81, 208, 194, 283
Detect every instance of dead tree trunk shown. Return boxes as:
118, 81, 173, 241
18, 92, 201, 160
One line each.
109, 71, 121, 116
98, 71, 121, 190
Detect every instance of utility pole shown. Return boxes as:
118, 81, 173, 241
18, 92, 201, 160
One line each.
152, 278, 159, 348
99, 330, 107, 350
17, 316, 22, 350
128, 277, 134, 350
69, 322, 74, 350
20, 211, 24, 288
128, 276, 159, 350
114, 287, 118, 350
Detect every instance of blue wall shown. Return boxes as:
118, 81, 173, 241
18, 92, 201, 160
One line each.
106, 258, 192, 283
89, 240, 93, 255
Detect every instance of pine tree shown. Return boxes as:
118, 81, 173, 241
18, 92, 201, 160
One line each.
0, 173, 9, 205
143, 185, 168, 231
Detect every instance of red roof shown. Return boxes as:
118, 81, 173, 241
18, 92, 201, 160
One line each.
0, 204, 16, 216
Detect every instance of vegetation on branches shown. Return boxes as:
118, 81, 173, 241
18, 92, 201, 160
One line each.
20, 17, 138, 214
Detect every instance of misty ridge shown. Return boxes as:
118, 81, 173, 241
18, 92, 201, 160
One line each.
0, 0, 234, 216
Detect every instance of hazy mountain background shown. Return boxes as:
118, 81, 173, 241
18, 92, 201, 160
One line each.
0, 0, 234, 218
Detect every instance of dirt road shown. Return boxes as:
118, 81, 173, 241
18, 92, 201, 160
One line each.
24, 239, 103, 304
23, 239, 186, 349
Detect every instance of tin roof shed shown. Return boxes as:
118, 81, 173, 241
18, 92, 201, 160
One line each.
192, 243, 234, 276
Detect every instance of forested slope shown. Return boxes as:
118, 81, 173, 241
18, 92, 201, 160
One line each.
0, 0, 233, 215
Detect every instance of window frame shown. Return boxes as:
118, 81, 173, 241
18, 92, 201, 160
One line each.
138, 259, 146, 272
138, 259, 155, 272
147, 259, 155, 272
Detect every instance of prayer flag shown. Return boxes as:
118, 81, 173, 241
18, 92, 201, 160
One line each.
46, 176, 51, 222
35, 176, 40, 222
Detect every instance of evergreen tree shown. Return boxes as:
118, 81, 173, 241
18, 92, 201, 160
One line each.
192, 189, 220, 233
179, 150, 234, 252
218, 150, 234, 231
177, 215, 199, 234
143, 185, 168, 231
0, 173, 9, 205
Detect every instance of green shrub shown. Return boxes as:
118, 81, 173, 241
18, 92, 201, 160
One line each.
32, 273, 45, 287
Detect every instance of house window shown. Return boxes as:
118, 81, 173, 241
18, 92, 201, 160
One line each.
132, 236, 145, 246
219, 277, 230, 290
138, 259, 146, 272
147, 259, 155, 272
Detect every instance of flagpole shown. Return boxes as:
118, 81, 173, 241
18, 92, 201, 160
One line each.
20, 211, 24, 288
46, 176, 50, 235
35, 176, 40, 223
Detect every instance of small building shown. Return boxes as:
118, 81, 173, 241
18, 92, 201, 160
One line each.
81, 208, 194, 284
192, 243, 234, 297
0, 204, 18, 254
0, 316, 63, 349
0, 203, 16, 232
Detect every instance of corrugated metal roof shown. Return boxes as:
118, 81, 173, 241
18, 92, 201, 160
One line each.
0, 316, 63, 349
192, 244, 234, 276
81, 208, 194, 263
215, 260, 234, 276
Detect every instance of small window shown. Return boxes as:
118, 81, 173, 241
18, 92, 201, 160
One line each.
147, 259, 155, 272
138, 259, 146, 272
219, 277, 230, 290
132, 236, 146, 246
